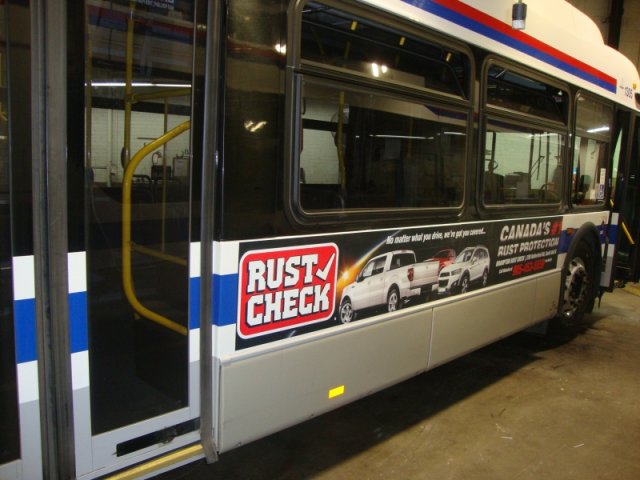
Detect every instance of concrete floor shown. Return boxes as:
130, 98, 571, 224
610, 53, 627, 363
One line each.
159, 286, 640, 480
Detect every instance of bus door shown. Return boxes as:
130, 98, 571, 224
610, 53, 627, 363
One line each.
0, 1, 43, 478
613, 114, 640, 283
72, 1, 210, 476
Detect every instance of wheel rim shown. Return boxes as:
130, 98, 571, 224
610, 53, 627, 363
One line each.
388, 290, 399, 311
340, 301, 353, 323
460, 277, 469, 293
561, 256, 589, 319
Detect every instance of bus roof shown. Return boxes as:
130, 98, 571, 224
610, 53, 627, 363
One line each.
361, 0, 640, 110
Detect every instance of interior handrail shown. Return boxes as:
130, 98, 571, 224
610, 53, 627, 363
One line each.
610, 199, 636, 246
122, 120, 191, 335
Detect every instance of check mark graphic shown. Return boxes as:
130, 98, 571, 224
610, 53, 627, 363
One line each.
315, 253, 335, 281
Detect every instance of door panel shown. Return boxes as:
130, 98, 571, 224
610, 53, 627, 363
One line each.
75, 0, 202, 475
615, 115, 640, 282
0, 1, 20, 461
1, 1, 45, 478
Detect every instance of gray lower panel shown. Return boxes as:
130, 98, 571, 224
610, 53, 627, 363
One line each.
218, 310, 432, 452
429, 273, 561, 368
217, 272, 560, 453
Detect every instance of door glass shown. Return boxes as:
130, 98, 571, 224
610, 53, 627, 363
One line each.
618, 117, 640, 281
572, 96, 612, 206
0, 0, 20, 463
86, 0, 195, 434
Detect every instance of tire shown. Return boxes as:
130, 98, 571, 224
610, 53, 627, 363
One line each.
557, 240, 595, 327
481, 269, 489, 288
387, 287, 401, 312
459, 274, 470, 294
339, 297, 355, 323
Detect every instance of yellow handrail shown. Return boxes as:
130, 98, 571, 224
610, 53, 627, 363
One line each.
122, 120, 191, 335
621, 221, 635, 246
610, 199, 636, 246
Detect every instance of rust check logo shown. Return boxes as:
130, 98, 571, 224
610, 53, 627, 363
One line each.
238, 243, 339, 338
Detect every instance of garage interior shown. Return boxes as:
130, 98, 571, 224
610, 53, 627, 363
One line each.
153, 1, 640, 478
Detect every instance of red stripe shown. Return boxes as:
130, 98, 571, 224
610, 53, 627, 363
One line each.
433, 0, 616, 88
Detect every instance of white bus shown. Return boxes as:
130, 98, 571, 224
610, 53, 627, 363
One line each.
2, 0, 640, 478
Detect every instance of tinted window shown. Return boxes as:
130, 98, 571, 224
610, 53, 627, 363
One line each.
483, 121, 565, 205
571, 96, 612, 206
487, 65, 568, 123
390, 253, 415, 269
300, 80, 467, 211
301, 2, 470, 98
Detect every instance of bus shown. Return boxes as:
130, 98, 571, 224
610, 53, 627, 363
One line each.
2, 0, 640, 478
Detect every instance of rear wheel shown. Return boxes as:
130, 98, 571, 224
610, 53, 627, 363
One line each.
481, 269, 489, 288
557, 240, 595, 326
459, 274, 470, 294
387, 287, 400, 312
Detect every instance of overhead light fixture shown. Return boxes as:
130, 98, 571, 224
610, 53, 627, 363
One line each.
244, 120, 267, 133
90, 82, 192, 88
512, 1, 527, 30
587, 126, 610, 134
371, 63, 388, 78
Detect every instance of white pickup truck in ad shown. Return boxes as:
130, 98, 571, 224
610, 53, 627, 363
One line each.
338, 250, 440, 323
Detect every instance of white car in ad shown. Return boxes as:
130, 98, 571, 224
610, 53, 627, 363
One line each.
437, 245, 490, 294
339, 250, 439, 322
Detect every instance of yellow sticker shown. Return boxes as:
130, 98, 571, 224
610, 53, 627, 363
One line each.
328, 385, 345, 399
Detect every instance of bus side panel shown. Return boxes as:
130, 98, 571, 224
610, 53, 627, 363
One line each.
429, 272, 560, 368
217, 309, 432, 452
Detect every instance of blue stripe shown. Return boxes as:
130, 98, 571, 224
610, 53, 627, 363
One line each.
14, 298, 37, 363
69, 291, 89, 353
558, 229, 572, 254
402, 0, 616, 93
607, 223, 619, 244
212, 273, 238, 327
189, 276, 200, 330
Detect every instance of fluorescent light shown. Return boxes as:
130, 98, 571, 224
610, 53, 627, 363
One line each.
369, 134, 427, 140
370, 63, 388, 78
244, 120, 267, 133
90, 82, 192, 88
587, 126, 610, 133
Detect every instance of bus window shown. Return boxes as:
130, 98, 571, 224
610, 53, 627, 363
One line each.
301, 2, 470, 99
486, 65, 568, 123
572, 96, 612, 206
483, 123, 565, 205
483, 63, 568, 206
299, 80, 467, 211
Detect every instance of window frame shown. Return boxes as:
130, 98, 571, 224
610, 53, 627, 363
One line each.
570, 91, 614, 209
478, 57, 571, 213
285, 0, 475, 228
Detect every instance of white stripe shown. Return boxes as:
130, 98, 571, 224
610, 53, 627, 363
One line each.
213, 241, 240, 275
71, 350, 90, 391
12, 255, 35, 301
190, 242, 201, 278
189, 328, 200, 363
17, 361, 39, 404
68, 251, 87, 294
213, 324, 237, 357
